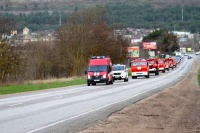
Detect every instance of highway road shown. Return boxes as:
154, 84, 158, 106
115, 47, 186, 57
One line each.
0, 56, 196, 133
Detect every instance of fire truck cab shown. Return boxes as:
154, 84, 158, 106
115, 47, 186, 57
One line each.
146, 58, 159, 75
172, 58, 177, 68
158, 58, 166, 73
165, 58, 174, 70
86, 56, 114, 86
131, 58, 149, 79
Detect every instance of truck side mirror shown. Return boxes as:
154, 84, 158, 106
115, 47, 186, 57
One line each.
85, 71, 88, 74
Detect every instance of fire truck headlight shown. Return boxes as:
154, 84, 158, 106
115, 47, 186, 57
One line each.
103, 74, 107, 78
88, 75, 91, 79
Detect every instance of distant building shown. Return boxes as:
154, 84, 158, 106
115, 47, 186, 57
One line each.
11, 30, 17, 35
131, 34, 143, 44
23, 27, 29, 35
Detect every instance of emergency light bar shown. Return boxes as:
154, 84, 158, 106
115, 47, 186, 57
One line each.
91, 56, 105, 59
134, 58, 145, 60
113, 64, 123, 66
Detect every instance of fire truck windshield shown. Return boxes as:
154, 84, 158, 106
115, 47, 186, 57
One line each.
158, 60, 164, 64
132, 62, 147, 66
88, 65, 108, 72
148, 61, 154, 64
113, 66, 125, 71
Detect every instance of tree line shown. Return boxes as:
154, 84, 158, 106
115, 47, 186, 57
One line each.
104, 3, 200, 33
0, 3, 200, 32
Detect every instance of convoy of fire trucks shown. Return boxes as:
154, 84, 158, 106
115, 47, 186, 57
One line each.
86, 54, 184, 86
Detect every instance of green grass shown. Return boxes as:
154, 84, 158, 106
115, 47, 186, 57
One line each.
198, 69, 200, 86
0, 78, 86, 95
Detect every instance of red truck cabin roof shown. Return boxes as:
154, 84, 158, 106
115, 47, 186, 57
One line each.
165, 58, 173, 60
89, 56, 111, 66
146, 58, 158, 62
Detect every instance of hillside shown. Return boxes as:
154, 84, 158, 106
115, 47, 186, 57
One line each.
0, 0, 200, 13
0, 0, 200, 32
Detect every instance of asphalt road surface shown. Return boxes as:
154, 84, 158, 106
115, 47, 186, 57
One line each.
0, 56, 195, 133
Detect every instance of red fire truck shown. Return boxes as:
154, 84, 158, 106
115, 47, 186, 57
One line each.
165, 58, 174, 70
146, 58, 159, 75
173, 58, 177, 68
131, 58, 149, 79
158, 58, 166, 73
85, 56, 114, 86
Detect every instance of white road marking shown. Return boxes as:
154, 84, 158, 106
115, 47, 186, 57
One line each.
9, 103, 23, 107
54, 96, 63, 99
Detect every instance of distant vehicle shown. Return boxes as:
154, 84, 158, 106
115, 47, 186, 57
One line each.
85, 56, 114, 86
160, 54, 166, 58
165, 54, 171, 58
113, 64, 129, 82
146, 58, 159, 75
172, 58, 177, 68
175, 56, 181, 63
175, 52, 182, 56
131, 58, 149, 79
196, 52, 200, 55
164, 60, 170, 71
158, 59, 166, 73
188, 55, 193, 59
165, 58, 174, 70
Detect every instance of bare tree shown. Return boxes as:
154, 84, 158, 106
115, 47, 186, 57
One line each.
0, 16, 15, 38
56, 7, 129, 77
0, 17, 22, 84
56, 7, 107, 76
0, 39, 21, 84
23, 41, 56, 81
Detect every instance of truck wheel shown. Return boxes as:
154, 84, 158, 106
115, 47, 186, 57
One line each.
109, 79, 114, 84
124, 78, 128, 82
106, 80, 109, 85
163, 70, 165, 73
167, 68, 169, 71
155, 70, 159, 75
87, 83, 90, 86
92, 83, 96, 85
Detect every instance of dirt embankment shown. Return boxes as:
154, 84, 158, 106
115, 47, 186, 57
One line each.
78, 59, 200, 133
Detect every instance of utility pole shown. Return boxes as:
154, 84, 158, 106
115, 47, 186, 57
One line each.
182, 7, 184, 21
59, 11, 61, 26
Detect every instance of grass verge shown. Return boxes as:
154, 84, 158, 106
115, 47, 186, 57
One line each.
0, 78, 86, 95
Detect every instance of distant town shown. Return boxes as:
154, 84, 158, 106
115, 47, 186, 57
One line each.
6, 27, 199, 53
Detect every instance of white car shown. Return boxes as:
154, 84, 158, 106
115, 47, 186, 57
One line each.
113, 64, 129, 82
